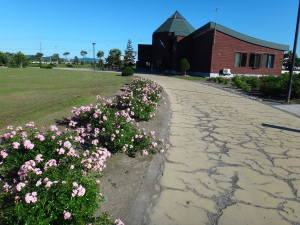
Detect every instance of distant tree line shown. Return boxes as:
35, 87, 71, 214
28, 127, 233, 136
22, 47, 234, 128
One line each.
283, 50, 300, 70
0, 51, 28, 68
0, 39, 137, 70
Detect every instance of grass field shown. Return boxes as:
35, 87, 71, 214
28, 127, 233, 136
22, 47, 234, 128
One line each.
172, 75, 206, 81
0, 68, 133, 132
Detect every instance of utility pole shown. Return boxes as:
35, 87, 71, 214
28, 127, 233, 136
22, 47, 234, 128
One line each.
213, 7, 221, 45
40, 42, 43, 63
286, 0, 300, 103
92, 43, 96, 72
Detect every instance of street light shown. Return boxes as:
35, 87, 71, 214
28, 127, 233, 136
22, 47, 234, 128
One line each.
286, 0, 300, 103
92, 43, 96, 72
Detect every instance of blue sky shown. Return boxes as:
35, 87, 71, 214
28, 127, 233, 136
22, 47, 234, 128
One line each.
0, 0, 299, 59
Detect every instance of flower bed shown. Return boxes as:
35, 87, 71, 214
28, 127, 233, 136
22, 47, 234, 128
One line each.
208, 73, 300, 99
0, 78, 165, 224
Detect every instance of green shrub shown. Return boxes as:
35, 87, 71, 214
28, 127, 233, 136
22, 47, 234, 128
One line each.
28, 63, 41, 67
243, 85, 251, 92
259, 74, 289, 97
246, 77, 261, 89
216, 77, 224, 83
231, 75, 240, 83
233, 77, 244, 89
291, 74, 300, 98
40, 64, 53, 69
122, 67, 134, 76
224, 79, 231, 85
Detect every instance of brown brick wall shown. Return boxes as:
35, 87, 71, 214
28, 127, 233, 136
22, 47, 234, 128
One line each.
211, 31, 285, 75
152, 33, 171, 68
189, 31, 214, 73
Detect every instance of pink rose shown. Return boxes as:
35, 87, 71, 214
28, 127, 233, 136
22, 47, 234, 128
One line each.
23, 140, 34, 150
25, 192, 37, 203
141, 150, 149, 156
63, 210, 71, 219
0, 150, 8, 158
12, 142, 20, 149
26, 121, 35, 127
16, 182, 26, 191
63, 141, 72, 149
35, 154, 44, 163
115, 219, 125, 225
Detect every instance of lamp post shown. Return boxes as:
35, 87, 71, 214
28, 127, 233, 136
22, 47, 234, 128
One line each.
92, 43, 96, 72
286, 0, 300, 103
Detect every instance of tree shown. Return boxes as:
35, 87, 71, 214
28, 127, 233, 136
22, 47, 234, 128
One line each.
106, 49, 122, 69
96, 50, 104, 59
74, 56, 79, 65
180, 58, 190, 75
52, 54, 60, 64
283, 50, 300, 69
97, 59, 104, 70
123, 39, 135, 67
63, 52, 70, 63
0, 51, 8, 66
296, 57, 300, 68
80, 50, 87, 63
96, 51, 104, 69
36, 52, 44, 65
13, 51, 28, 68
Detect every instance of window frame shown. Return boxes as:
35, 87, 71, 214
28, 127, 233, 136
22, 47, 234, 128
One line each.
234, 52, 247, 67
262, 54, 275, 68
249, 53, 261, 69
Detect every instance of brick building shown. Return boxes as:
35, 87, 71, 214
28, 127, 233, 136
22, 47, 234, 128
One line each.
137, 11, 289, 77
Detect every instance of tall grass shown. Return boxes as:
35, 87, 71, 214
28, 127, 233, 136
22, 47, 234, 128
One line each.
0, 68, 132, 132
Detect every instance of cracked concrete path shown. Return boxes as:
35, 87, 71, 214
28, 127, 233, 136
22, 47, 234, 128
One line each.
137, 74, 300, 225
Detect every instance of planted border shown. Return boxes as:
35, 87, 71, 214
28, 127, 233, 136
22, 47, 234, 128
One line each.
0, 77, 165, 224
208, 73, 300, 99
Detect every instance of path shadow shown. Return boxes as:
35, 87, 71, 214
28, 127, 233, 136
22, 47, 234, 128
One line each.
262, 123, 300, 133
55, 118, 70, 126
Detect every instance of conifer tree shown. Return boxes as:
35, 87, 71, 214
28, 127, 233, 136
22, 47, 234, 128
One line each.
180, 58, 190, 75
124, 39, 136, 67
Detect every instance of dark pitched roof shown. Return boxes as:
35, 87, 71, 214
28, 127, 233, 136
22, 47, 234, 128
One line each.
189, 22, 289, 51
153, 11, 195, 36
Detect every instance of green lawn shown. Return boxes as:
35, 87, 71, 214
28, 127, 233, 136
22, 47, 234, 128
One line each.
162, 74, 207, 81
0, 68, 133, 132
172, 75, 206, 81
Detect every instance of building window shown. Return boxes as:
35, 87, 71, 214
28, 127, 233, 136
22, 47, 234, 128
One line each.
234, 52, 247, 67
249, 53, 261, 69
262, 54, 275, 68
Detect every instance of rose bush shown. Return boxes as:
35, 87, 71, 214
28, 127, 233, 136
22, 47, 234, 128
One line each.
68, 95, 164, 156
0, 123, 114, 224
115, 78, 165, 121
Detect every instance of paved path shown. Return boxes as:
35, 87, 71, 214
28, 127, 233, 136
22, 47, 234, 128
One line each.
137, 74, 300, 225
268, 103, 300, 118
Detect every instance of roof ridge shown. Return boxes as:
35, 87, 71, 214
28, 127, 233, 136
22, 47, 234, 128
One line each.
189, 21, 289, 51
168, 11, 186, 20
153, 11, 195, 36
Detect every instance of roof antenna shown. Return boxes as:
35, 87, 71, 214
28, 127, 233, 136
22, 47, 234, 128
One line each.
215, 6, 221, 24
213, 6, 222, 45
